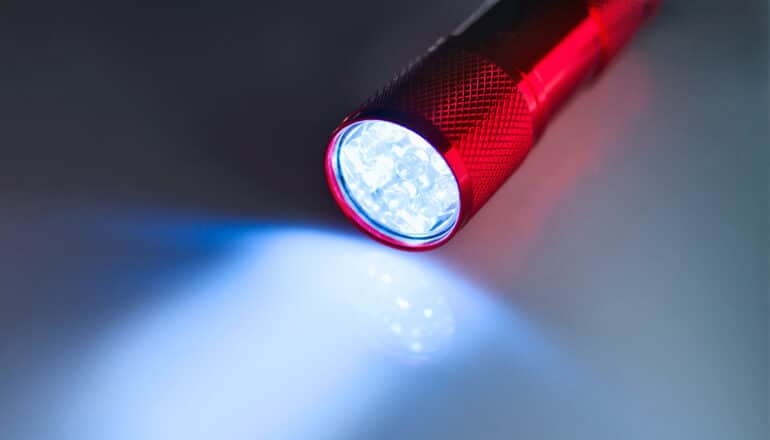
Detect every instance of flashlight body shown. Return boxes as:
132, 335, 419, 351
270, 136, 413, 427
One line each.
326, 0, 660, 250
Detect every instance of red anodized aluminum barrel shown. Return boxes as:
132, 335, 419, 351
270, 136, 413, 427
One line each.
325, 0, 661, 250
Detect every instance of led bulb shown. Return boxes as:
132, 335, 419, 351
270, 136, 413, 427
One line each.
329, 120, 460, 247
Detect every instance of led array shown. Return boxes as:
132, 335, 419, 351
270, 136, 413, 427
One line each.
334, 120, 460, 242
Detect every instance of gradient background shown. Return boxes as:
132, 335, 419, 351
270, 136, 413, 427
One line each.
1, 1, 767, 439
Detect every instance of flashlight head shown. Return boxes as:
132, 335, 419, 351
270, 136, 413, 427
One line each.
325, 46, 534, 251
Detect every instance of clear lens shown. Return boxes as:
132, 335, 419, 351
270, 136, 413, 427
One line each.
332, 120, 460, 245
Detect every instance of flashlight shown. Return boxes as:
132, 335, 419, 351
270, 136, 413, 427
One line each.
325, 0, 660, 250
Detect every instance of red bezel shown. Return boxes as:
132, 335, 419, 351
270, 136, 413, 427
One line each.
324, 116, 474, 251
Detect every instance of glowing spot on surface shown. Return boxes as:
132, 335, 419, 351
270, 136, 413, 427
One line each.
15, 215, 581, 440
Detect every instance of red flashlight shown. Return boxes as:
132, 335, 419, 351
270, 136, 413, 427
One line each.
325, 0, 661, 250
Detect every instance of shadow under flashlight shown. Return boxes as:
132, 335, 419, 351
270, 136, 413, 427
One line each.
325, 0, 661, 250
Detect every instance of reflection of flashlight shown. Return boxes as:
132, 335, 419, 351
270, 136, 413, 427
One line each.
326, 0, 661, 250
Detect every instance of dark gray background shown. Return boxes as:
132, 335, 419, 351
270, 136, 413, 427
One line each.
1, 1, 767, 439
